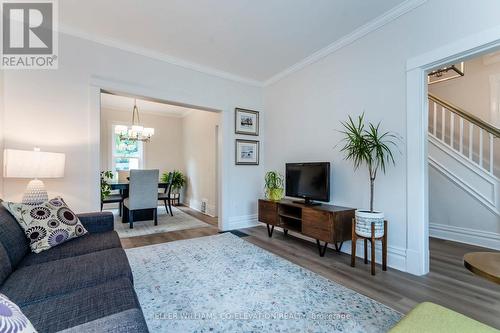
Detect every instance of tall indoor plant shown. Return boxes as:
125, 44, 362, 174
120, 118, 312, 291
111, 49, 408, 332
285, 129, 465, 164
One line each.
264, 171, 284, 201
340, 114, 397, 237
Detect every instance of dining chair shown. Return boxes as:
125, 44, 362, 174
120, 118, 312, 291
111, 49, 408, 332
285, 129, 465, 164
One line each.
123, 169, 159, 229
101, 192, 124, 217
158, 172, 174, 216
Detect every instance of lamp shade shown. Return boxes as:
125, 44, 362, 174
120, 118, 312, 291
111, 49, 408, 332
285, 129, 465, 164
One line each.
3, 149, 65, 179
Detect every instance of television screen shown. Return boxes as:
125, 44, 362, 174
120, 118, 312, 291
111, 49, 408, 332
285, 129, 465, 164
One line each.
285, 162, 330, 203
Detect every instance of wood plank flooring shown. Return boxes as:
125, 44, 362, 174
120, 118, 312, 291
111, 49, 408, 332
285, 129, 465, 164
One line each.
119, 208, 500, 329
242, 225, 500, 329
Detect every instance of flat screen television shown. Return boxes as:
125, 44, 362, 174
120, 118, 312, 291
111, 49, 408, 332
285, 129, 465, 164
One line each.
285, 162, 330, 205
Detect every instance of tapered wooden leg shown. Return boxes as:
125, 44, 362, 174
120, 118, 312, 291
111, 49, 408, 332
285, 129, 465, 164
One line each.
351, 218, 356, 267
168, 199, 173, 216
129, 210, 134, 229
119, 202, 122, 217
154, 208, 158, 226
101, 202, 103, 211
383, 220, 387, 271
371, 222, 376, 275
364, 239, 368, 264
122, 207, 126, 223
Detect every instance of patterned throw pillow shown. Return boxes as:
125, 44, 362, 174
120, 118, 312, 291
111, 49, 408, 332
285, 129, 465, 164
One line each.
0, 293, 37, 332
2, 197, 88, 253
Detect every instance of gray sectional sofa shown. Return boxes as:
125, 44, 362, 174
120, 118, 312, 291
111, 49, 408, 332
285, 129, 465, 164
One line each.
0, 201, 149, 333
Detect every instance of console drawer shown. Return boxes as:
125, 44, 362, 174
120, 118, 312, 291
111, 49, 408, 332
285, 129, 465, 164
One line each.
258, 200, 278, 225
302, 208, 333, 241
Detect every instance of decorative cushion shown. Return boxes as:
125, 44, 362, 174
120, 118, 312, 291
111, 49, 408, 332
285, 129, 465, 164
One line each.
0, 293, 37, 333
2, 198, 88, 253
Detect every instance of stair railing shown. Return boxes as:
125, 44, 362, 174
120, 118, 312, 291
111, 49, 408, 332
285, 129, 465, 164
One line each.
428, 93, 500, 177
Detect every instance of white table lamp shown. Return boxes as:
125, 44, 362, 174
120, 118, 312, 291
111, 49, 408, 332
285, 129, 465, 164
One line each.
3, 148, 66, 204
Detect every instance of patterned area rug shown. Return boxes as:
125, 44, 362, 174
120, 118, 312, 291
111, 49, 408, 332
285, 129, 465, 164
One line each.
111, 206, 211, 239
126, 233, 402, 332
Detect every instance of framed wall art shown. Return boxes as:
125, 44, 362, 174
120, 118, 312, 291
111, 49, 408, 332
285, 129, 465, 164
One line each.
235, 108, 259, 136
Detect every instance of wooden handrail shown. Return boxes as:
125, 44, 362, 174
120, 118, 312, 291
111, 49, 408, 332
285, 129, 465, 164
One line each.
428, 93, 500, 138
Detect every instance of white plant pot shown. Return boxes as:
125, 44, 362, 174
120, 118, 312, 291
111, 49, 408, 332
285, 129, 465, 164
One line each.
355, 210, 385, 238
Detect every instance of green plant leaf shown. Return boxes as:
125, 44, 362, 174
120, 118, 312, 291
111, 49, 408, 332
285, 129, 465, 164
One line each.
338, 113, 399, 212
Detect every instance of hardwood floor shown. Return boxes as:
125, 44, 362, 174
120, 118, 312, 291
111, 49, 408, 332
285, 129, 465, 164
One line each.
176, 205, 218, 226
119, 209, 500, 328
120, 205, 219, 249
241, 225, 500, 329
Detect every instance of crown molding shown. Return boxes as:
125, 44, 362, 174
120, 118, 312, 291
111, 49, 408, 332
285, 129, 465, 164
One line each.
58, 24, 264, 88
101, 104, 191, 118
264, 0, 427, 86
60, 0, 426, 89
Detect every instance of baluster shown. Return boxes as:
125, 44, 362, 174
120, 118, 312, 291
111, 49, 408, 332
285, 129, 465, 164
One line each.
469, 123, 474, 160
489, 133, 494, 174
441, 106, 446, 142
479, 129, 483, 168
459, 118, 464, 154
433, 102, 437, 136
450, 112, 455, 149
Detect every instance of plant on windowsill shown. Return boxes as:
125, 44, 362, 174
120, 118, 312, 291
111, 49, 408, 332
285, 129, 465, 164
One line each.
100, 170, 114, 201
264, 171, 284, 201
339, 113, 398, 238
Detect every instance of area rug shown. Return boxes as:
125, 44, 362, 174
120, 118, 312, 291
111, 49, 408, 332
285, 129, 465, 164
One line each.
111, 206, 211, 238
126, 233, 402, 332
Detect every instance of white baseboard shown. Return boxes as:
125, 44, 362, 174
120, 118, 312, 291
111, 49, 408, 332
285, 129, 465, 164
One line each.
226, 214, 259, 230
261, 224, 407, 272
430, 223, 500, 250
185, 198, 217, 217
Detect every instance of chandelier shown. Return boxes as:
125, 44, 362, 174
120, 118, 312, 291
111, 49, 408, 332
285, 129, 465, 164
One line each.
114, 99, 155, 142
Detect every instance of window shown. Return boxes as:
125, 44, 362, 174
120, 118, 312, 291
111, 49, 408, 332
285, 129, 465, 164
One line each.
112, 125, 144, 173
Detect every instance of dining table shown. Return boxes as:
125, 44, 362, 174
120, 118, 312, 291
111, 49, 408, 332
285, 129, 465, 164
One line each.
109, 180, 170, 223
464, 252, 500, 285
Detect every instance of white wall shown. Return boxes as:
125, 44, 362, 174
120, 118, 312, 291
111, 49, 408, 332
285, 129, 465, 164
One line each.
263, 0, 500, 272
182, 110, 220, 216
429, 55, 500, 125
100, 108, 184, 173
429, 166, 500, 250
2, 32, 263, 231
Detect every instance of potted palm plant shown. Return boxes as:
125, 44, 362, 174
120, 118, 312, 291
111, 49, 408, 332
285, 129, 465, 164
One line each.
264, 171, 284, 201
340, 114, 397, 238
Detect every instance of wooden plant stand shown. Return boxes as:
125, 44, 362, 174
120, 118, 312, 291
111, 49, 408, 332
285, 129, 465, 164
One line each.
351, 218, 387, 275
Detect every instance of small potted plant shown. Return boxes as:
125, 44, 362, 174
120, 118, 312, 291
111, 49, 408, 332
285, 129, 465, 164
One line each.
264, 171, 284, 201
100, 170, 113, 201
339, 114, 397, 238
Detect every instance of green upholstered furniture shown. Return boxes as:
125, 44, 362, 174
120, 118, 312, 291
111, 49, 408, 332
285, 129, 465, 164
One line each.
390, 302, 499, 333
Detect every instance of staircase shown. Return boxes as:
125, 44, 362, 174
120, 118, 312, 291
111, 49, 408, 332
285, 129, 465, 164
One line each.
428, 94, 500, 249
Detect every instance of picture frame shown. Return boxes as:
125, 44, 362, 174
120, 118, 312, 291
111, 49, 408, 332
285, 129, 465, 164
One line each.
235, 108, 259, 136
235, 139, 259, 165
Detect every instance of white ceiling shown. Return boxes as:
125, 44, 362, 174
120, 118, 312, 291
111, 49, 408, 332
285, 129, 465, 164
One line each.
60, 0, 406, 83
100, 93, 194, 117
